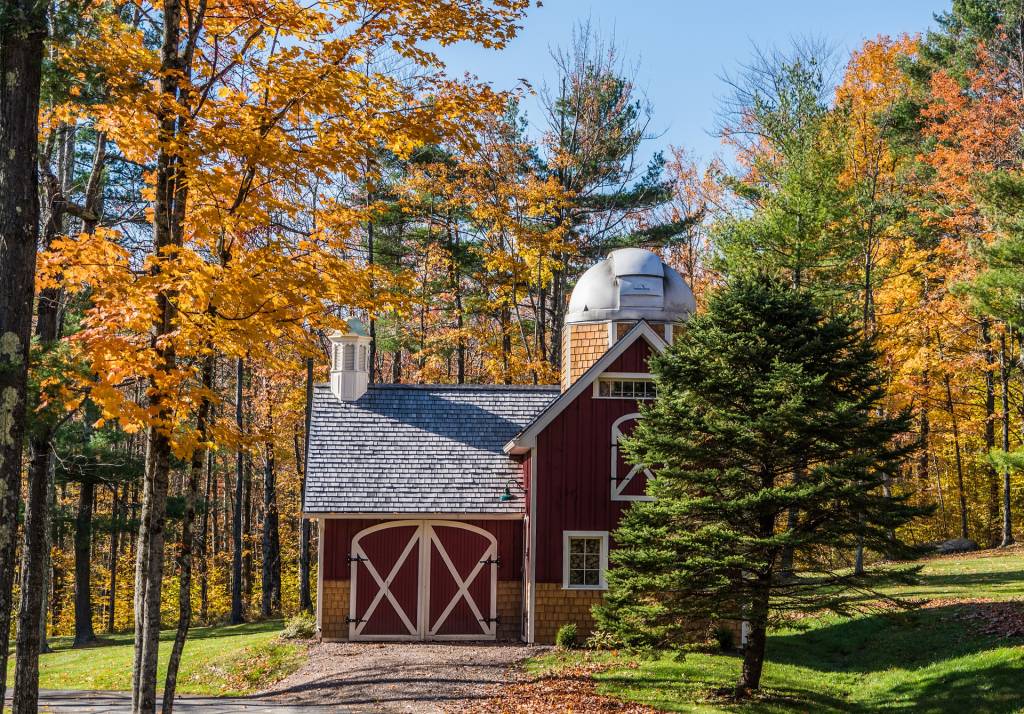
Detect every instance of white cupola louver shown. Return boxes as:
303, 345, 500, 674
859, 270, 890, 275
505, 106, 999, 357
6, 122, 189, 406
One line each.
328, 318, 372, 401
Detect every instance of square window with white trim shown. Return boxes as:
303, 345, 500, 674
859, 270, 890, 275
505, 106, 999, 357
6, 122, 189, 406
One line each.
563, 531, 609, 589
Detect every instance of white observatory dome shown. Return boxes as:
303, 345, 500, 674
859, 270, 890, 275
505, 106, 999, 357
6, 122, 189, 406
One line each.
565, 248, 696, 324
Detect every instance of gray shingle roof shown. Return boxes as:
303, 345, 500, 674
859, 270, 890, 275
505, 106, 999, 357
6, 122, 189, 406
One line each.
304, 384, 558, 514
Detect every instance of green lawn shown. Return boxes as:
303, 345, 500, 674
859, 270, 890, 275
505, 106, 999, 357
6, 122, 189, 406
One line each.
530, 549, 1024, 713
14, 620, 305, 696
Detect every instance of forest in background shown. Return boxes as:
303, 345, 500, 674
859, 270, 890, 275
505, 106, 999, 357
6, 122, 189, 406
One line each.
3, 0, 1024, 710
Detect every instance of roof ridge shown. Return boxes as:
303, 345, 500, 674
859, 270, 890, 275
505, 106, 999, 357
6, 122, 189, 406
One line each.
313, 382, 559, 391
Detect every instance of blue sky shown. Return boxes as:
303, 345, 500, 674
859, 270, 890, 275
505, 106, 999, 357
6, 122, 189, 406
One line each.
438, 0, 948, 162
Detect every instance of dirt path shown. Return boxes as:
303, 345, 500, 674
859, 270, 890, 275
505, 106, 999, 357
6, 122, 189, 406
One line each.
10, 690, 338, 713
262, 641, 540, 712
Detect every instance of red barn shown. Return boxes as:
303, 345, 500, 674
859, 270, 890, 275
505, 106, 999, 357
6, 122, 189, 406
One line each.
304, 248, 696, 643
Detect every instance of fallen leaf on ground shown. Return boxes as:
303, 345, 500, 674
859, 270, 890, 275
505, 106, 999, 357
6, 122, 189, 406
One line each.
452, 663, 658, 713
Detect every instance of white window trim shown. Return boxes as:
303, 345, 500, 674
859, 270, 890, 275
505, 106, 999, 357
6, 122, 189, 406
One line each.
562, 531, 609, 591
593, 373, 657, 400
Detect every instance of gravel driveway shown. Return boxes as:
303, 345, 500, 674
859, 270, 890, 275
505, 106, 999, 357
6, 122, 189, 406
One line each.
261, 641, 540, 712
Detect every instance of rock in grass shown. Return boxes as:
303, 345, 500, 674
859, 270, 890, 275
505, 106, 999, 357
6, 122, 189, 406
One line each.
935, 538, 980, 554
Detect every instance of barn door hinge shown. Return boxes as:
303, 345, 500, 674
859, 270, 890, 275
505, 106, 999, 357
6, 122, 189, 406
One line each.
346, 616, 364, 623
347, 554, 366, 563
479, 616, 500, 624
479, 557, 501, 566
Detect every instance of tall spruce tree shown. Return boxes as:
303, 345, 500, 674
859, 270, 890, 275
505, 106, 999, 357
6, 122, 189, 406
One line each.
595, 275, 923, 697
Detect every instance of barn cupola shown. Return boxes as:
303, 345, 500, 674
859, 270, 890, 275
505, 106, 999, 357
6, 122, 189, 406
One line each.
329, 318, 372, 401
561, 248, 695, 391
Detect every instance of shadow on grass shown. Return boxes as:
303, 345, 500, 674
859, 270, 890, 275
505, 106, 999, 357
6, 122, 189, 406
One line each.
46, 620, 283, 652
769, 606, 998, 673
596, 662, 860, 714
889, 569, 1024, 593
764, 606, 1024, 713
593, 606, 1023, 714
885, 660, 1024, 714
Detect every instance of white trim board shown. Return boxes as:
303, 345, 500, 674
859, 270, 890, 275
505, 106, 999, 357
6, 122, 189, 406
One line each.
504, 320, 667, 454
305, 512, 524, 520
562, 530, 609, 590
315, 518, 325, 636
527, 447, 538, 644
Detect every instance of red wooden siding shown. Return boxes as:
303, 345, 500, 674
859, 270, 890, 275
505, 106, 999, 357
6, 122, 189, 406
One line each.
323, 519, 383, 580
533, 336, 654, 583
607, 336, 654, 372
324, 518, 522, 581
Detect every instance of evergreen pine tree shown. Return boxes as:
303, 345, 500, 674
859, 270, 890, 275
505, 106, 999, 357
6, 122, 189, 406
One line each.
595, 274, 924, 697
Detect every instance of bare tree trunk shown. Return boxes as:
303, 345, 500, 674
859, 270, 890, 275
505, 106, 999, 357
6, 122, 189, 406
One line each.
0, 2, 47, 705
199, 449, 213, 622
13, 119, 77, 711
736, 575, 770, 697
40, 459, 56, 653
212, 456, 222, 558
132, 420, 173, 713
551, 267, 565, 369
449, 224, 466, 383
853, 537, 865, 576
500, 306, 512, 385
983, 320, 1000, 546
163, 356, 213, 712
231, 357, 246, 624
243, 453, 253, 604
132, 1, 187, 708
73, 480, 97, 646
1000, 332, 1014, 547
107, 483, 121, 632
261, 424, 281, 617
779, 461, 804, 578
943, 374, 970, 540
14, 442, 56, 710
917, 404, 930, 485
298, 357, 313, 612
367, 215, 377, 382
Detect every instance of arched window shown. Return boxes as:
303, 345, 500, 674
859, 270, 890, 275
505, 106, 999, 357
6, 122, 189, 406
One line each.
343, 343, 356, 371
610, 413, 655, 502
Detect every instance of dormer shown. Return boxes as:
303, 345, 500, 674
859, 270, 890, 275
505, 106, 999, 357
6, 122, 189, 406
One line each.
329, 318, 372, 401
